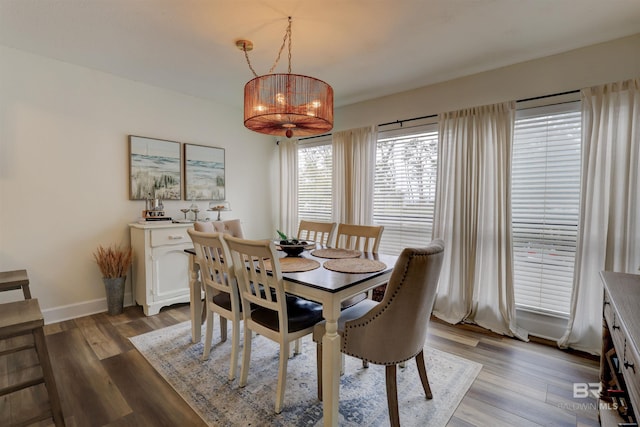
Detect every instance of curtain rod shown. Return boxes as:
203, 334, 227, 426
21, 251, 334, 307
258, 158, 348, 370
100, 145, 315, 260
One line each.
378, 114, 438, 128
294, 89, 581, 142
516, 89, 579, 103
297, 114, 437, 142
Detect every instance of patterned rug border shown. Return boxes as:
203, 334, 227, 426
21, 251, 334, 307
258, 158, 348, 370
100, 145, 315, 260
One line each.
130, 321, 481, 427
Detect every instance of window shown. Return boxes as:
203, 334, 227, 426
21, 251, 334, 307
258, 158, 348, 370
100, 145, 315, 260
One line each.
374, 125, 439, 255
297, 139, 332, 222
511, 100, 581, 316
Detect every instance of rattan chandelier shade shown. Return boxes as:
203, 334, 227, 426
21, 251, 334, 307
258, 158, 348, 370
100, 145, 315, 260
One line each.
238, 17, 333, 139
244, 73, 333, 138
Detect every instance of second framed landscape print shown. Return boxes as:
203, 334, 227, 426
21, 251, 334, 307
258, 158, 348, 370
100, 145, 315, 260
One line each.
184, 144, 225, 201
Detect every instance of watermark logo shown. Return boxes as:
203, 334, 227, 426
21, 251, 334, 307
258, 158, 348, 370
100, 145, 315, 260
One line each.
573, 382, 601, 399
557, 383, 619, 412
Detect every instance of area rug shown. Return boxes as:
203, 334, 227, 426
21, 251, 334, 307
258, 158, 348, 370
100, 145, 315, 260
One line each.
130, 322, 481, 427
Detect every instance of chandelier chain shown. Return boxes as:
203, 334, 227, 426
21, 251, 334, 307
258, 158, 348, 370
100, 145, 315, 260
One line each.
243, 16, 292, 77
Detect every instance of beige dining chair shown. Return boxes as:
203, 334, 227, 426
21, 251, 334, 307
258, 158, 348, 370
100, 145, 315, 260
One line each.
335, 223, 383, 253
225, 235, 324, 414
336, 223, 384, 309
313, 240, 445, 427
187, 229, 243, 381
297, 220, 337, 246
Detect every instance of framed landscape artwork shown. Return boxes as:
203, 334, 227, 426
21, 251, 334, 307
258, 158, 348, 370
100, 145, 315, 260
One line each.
184, 143, 225, 201
129, 135, 181, 200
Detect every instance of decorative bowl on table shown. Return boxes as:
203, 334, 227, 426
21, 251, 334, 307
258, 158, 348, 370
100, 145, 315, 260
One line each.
275, 239, 314, 257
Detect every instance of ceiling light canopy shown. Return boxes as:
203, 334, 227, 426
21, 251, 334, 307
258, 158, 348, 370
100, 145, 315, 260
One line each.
237, 17, 333, 139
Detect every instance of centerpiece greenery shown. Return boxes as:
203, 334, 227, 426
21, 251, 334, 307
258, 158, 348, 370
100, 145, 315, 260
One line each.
276, 230, 309, 256
276, 230, 307, 246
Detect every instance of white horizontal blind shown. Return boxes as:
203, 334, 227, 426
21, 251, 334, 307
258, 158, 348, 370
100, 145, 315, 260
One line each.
512, 101, 581, 316
374, 124, 439, 255
298, 139, 332, 222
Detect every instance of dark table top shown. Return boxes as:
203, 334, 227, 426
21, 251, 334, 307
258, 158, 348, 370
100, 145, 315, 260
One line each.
184, 246, 396, 294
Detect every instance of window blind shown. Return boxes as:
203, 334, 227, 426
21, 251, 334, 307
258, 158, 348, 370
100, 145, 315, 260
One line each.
374, 125, 439, 255
512, 101, 581, 316
298, 140, 332, 222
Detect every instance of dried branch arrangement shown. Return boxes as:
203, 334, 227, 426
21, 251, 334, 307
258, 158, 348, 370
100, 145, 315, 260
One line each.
93, 245, 133, 278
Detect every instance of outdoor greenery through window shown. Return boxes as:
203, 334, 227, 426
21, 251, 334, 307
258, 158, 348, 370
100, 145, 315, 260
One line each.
374, 125, 439, 255
297, 139, 332, 223
511, 100, 581, 316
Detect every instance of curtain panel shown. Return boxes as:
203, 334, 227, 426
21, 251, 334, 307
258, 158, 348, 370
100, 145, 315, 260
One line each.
332, 126, 378, 225
433, 101, 527, 340
278, 139, 299, 238
559, 78, 640, 355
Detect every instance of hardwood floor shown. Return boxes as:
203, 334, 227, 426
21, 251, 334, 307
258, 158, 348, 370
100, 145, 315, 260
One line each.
1, 303, 600, 426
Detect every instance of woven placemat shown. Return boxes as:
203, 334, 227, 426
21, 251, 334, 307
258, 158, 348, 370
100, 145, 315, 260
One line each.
323, 258, 387, 274
310, 248, 362, 259
263, 257, 321, 273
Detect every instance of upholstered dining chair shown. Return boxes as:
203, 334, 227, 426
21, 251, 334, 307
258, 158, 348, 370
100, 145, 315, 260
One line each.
187, 229, 242, 381
297, 220, 337, 246
194, 219, 244, 238
336, 223, 384, 309
224, 235, 323, 414
313, 240, 445, 427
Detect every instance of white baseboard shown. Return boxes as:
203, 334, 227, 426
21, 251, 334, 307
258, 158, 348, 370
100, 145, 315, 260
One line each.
516, 308, 569, 342
41, 292, 135, 324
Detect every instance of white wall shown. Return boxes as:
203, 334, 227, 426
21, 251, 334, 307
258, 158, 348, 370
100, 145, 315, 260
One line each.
335, 33, 640, 131
0, 46, 278, 322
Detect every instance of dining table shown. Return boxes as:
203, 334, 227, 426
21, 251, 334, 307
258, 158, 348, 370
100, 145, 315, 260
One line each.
185, 242, 397, 427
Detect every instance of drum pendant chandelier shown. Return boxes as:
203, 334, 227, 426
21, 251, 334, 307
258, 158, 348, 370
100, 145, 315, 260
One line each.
236, 17, 333, 139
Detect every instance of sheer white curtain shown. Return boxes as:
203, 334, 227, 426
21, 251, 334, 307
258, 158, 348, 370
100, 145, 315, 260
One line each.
559, 78, 640, 355
433, 102, 526, 339
332, 126, 377, 225
278, 138, 299, 237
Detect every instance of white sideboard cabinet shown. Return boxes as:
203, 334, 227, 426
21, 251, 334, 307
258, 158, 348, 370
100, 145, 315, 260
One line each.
129, 222, 194, 316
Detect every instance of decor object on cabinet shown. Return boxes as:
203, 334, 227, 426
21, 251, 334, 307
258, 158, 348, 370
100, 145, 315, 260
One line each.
129, 223, 194, 316
184, 143, 225, 201
93, 244, 133, 315
208, 200, 230, 220
129, 135, 181, 200
236, 16, 333, 139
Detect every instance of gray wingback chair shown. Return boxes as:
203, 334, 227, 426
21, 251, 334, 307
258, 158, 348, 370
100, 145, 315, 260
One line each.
313, 239, 445, 427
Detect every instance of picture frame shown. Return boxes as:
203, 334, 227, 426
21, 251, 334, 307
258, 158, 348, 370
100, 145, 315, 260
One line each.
129, 135, 181, 200
184, 143, 225, 201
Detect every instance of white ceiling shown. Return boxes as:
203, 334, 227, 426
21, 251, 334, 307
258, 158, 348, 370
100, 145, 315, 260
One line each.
1, 0, 639, 108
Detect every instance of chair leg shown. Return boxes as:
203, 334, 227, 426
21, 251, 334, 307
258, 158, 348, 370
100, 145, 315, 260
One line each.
228, 318, 240, 381
316, 344, 323, 401
385, 364, 400, 427
202, 309, 214, 361
275, 342, 289, 414
33, 328, 65, 426
294, 338, 301, 355
239, 327, 252, 387
415, 350, 433, 399
220, 316, 228, 342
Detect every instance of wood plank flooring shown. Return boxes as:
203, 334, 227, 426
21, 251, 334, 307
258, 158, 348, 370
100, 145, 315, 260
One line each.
1, 303, 600, 426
